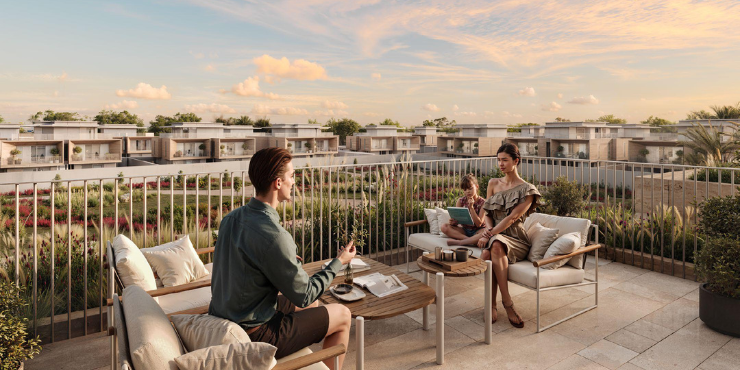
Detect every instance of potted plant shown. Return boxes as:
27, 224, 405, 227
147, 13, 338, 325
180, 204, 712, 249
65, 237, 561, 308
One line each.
0, 280, 42, 369
457, 143, 464, 153
473, 142, 479, 154
174, 150, 183, 157
287, 142, 293, 152
305, 141, 313, 153
697, 194, 740, 337
49, 147, 60, 162
10, 148, 21, 164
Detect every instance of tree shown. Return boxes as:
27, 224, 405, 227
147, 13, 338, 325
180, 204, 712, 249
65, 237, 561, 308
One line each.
687, 102, 740, 119
30, 110, 83, 121
324, 118, 360, 145
641, 116, 677, 133
422, 117, 457, 133
215, 115, 235, 125
587, 114, 626, 124
680, 122, 740, 166
0, 114, 4, 123
379, 118, 401, 127
254, 117, 271, 128
308, 118, 320, 125
172, 112, 202, 122
507, 122, 539, 132
234, 116, 254, 126
148, 115, 173, 135
554, 117, 571, 122
94, 110, 145, 133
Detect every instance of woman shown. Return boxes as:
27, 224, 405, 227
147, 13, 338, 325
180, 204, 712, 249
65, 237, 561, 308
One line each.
479, 143, 541, 328
442, 173, 487, 244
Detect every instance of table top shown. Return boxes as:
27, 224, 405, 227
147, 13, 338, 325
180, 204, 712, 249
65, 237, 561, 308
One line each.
416, 255, 487, 277
303, 257, 436, 320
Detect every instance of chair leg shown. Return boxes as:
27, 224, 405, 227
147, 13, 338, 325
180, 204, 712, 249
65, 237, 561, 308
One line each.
436, 272, 444, 365
356, 316, 364, 370
536, 266, 541, 333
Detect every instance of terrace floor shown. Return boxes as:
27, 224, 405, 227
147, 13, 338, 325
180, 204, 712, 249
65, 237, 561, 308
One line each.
26, 257, 739, 370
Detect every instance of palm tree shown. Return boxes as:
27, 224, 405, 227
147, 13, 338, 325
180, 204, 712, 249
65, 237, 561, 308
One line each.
687, 102, 740, 120
680, 121, 740, 166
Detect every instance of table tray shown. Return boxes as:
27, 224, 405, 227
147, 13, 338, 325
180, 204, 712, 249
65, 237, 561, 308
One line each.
421, 254, 482, 271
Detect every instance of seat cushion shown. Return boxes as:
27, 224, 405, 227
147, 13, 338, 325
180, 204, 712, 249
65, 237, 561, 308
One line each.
407, 233, 483, 258
424, 208, 441, 235
141, 235, 210, 287
171, 314, 251, 352
158, 286, 212, 314
526, 222, 559, 262
524, 213, 591, 269
508, 261, 585, 289
122, 286, 185, 370
174, 342, 277, 370
275, 347, 329, 370
113, 234, 157, 291
541, 232, 581, 270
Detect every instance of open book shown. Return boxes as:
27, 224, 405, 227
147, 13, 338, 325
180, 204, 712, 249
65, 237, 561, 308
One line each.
353, 272, 408, 298
323, 258, 371, 276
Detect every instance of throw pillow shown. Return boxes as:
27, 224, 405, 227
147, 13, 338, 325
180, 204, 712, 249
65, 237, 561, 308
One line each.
174, 342, 277, 370
541, 232, 581, 270
526, 223, 559, 262
424, 208, 440, 235
112, 234, 157, 291
141, 235, 209, 287
171, 314, 251, 352
435, 207, 451, 237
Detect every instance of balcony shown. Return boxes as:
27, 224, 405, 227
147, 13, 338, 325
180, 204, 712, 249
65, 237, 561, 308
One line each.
70, 153, 122, 162
173, 150, 205, 158
3, 155, 64, 167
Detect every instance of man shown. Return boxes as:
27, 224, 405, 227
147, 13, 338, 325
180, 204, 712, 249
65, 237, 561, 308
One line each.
209, 147, 354, 370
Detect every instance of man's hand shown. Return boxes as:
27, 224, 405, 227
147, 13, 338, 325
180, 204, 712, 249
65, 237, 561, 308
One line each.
337, 240, 356, 265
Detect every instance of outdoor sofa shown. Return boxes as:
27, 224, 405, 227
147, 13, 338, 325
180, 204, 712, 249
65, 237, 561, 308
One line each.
405, 212, 602, 332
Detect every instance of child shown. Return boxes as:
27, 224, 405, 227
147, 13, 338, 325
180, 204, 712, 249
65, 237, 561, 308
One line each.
442, 173, 486, 245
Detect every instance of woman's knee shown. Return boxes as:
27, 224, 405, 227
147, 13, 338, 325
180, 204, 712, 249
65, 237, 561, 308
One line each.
481, 249, 491, 260
491, 242, 506, 258
440, 223, 449, 233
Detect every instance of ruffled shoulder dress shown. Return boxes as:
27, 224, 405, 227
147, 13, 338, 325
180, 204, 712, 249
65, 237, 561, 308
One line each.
482, 182, 543, 263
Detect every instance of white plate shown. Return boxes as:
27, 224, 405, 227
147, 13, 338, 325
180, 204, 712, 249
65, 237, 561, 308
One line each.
330, 286, 366, 302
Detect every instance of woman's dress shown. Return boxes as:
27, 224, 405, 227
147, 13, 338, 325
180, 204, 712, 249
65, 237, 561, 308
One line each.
482, 182, 542, 263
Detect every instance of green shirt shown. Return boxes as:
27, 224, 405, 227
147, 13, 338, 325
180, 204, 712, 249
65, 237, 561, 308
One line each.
209, 198, 342, 328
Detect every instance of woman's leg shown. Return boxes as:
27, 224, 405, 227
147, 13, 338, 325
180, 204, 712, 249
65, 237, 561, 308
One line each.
440, 223, 468, 240
480, 248, 498, 323
446, 227, 486, 246
489, 241, 523, 326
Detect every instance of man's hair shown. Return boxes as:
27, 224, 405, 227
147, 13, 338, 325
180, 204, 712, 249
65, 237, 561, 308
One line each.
248, 147, 293, 196
460, 173, 478, 190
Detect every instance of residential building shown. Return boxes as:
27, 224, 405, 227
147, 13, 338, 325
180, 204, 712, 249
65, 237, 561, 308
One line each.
33, 121, 124, 169
158, 136, 212, 164
123, 136, 160, 159
437, 124, 507, 157
412, 126, 438, 153
0, 124, 20, 140
98, 124, 140, 138
541, 121, 618, 160
675, 119, 738, 142
348, 125, 420, 155
505, 125, 546, 157
212, 137, 256, 162
260, 123, 339, 157
0, 139, 65, 172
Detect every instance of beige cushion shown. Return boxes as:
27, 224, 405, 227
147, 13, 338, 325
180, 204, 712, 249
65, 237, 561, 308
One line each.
122, 286, 185, 370
424, 208, 441, 235
541, 232, 581, 270
275, 347, 330, 370
525, 213, 591, 269
526, 222, 559, 263
158, 286, 212, 314
174, 342, 277, 370
171, 314, 251, 352
508, 261, 584, 289
141, 235, 209, 287
113, 234, 157, 291
407, 233, 483, 257
435, 208, 451, 235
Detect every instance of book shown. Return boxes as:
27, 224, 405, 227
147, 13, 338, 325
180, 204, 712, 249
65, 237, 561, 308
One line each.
447, 206, 475, 225
323, 258, 371, 275
353, 272, 408, 298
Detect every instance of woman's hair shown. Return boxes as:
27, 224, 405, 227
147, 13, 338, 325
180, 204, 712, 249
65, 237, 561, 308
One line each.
460, 173, 478, 190
497, 142, 521, 166
248, 147, 293, 196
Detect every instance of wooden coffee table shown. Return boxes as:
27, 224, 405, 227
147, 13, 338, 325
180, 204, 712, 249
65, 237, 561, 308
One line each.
303, 256, 436, 370
417, 254, 493, 364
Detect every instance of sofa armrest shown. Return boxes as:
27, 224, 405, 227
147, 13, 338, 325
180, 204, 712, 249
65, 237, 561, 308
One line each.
405, 220, 428, 228
107, 279, 211, 306
272, 344, 346, 370
533, 244, 602, 268
195, 247, 215, 255
166, 305, 209, 319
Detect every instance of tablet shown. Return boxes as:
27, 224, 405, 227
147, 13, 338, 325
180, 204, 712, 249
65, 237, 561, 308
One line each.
447, 207, 475, 225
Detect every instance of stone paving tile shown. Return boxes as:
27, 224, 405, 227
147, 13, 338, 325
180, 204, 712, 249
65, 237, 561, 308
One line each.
617, 364, 646, 370
629, 319, 732, 370
309, 313, 423, 355
641, 298, 699, 331
697, 338, 740, 370
682, 288, 700, 303
605, 329, 657, 353
579, 339, 639, 369
547, 354, 610, 370
627, 271, 700, 298
443, 315, 488, 342
26, 332, 109, 370
611, 280, 682, 304
623, 319, 675, 342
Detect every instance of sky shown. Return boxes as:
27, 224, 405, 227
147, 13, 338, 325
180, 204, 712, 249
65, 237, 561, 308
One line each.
1, 0, 740, 127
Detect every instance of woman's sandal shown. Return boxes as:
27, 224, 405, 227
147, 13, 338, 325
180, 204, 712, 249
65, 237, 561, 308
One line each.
503, 301, 524, 328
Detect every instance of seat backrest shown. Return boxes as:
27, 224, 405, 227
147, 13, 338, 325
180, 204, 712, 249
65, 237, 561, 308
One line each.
107, 240, 126, 292
524, 213, 591, 250
112, 293, 134, 370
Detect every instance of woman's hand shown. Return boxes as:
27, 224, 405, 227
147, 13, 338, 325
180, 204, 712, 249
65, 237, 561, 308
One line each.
482, 227, 494, 238
448, 218, 458, 226
477, 237, 489, 249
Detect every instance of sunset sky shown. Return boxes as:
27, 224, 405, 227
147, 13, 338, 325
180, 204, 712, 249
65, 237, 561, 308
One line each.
2, 0, 740, 127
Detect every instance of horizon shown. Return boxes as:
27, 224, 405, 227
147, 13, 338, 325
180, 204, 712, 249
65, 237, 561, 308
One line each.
2, 0, 740, 127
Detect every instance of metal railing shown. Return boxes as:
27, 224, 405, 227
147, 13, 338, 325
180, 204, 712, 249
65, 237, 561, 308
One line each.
70, 154, 122, 162
1, 156, 738, 344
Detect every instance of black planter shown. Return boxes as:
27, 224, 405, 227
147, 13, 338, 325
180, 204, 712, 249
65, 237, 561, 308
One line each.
699, 283, 740, 337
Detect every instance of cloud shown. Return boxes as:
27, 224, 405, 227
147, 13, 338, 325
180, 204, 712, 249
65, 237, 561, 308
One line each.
541, 102, 562, 112
567, 95, 600, 105
205, 64, 216, 72
116, 83, 172, 100
29, 72, 70, 82
253, 55, 327, 81
251, 104, 309, 115
503, 111, 523, 119
422, 103, 440, 112
321, 100, 349, 109
184, 103, 236, 114
518, 87, 536, 97
557, 93, 563, 99
190, 51, 205, 59
58, 72, 68, 82
313, 109, 349, 117
104, 100, 139, 110
230, 76, 280, 100
455, 111, 477, 117
371, 73, 382, 80
452, 104, 459, 111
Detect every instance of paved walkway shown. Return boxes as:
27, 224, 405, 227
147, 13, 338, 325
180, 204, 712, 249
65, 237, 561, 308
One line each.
26, 257, 739, 370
